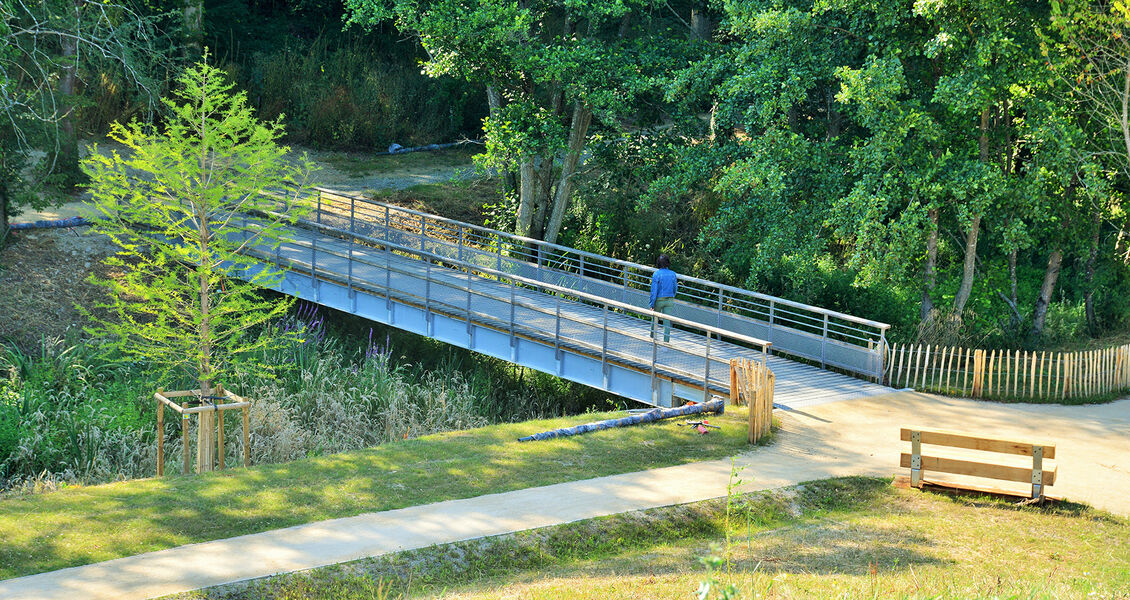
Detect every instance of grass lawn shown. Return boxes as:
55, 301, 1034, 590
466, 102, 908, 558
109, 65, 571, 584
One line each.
166, 477, 1130, 600
369, 178, 498, 226
322, 146, 480, 178
0, 408, 753, 580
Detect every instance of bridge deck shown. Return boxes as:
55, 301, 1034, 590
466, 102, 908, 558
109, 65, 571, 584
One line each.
253, 217, 892, 409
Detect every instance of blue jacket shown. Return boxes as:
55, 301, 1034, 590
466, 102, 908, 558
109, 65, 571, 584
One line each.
649, 268, 678, 308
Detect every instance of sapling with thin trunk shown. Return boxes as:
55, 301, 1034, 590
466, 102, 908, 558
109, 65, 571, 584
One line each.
81, 58, 316, 472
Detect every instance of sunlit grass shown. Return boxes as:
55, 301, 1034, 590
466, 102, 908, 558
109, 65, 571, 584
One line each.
322, 146, 480, 177
0, 408, 751, 580
166, 478, 1130, 600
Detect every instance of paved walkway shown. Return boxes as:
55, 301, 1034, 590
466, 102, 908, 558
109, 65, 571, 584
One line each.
3, 391, 1127, 600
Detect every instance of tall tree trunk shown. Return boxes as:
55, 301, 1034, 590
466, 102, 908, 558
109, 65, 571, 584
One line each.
0, 186, 9, 245
1084, 209, 1102, 330
1008, 248, 1018, 310
690, 8, 712, 40
530, 162, 553, 239
196, 216, 215, 473
545, 102, 592, 245
57, 23, 80, 184
516, 160, 535, 237
952, 215, 981, 315
998, 247, 1023, 330
1030, 248, 1064, 338
920, 207, 938, 322
183, 0, 204, 58
486, 86, 518, 197
953, 108, 992, 315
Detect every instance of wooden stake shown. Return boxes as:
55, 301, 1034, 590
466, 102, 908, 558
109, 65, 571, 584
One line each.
962, 348, 970, 396
1017, 350, 1023, 397
1038, 351, 1045, 398
218, 407, 226, 470
729, 359, 739, 406
944, 346, 953, 391
242, 405, 250, 468
1066, 352, 1073, 399
156, 391, 165, 478
987, 350, 996, 397
182, 412, 191, 475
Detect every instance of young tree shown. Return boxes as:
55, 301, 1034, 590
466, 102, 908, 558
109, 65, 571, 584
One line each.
82, 59, 315, 472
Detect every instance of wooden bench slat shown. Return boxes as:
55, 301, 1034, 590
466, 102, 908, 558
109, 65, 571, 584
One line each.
900, 453, 1057, 486
900, 428, 1056, 459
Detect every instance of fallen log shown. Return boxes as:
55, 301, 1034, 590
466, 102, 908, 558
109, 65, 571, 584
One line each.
517, 398, 725, 442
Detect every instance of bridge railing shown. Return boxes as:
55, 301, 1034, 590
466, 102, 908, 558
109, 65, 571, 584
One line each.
301, 187, 889, 379
238, 212, 771, 401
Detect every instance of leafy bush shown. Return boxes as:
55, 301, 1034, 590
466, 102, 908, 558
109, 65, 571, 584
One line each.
0, 302, 602, 493
239, 38, 485, 150
1037, 302, 1088, 348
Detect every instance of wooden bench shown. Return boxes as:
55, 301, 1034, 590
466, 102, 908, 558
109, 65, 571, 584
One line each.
900, 428, 1057, 499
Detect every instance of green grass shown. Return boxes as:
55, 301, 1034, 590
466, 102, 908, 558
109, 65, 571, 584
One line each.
368, 178, 497, 226
0, 408, 752, 580
165, 477, 1130, 600
322, 146, 480, 177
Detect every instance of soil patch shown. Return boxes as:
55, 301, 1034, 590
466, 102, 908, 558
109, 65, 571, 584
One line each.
0, 229, 117, 349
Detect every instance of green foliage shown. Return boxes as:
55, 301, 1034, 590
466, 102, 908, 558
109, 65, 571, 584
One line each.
0, 389, 751, 578
81, 59, 316, 390
348, 0, 701, 240
241, 37, 484, 150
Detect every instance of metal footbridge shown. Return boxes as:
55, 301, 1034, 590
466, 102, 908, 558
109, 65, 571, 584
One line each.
242, 188, 893, 408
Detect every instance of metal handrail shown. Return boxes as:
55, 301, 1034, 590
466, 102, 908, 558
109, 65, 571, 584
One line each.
259, 186, 888, 376
280, 216, 773, 354
238, 212, 769, 398
297, 187, 888, 377
311, 186, 892, 331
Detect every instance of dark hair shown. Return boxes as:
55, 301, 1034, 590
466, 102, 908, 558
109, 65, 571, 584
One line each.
657, 254, 670, 269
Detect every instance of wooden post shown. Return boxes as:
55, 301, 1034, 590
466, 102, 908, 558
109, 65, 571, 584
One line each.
1061, 353, 1068, 400
971, 349, 981, 397
987, 350, 996, 397
217, 410, 226, 471
242, 405, 250, 467
962, 348, 970, 396
729, 359, 739, 406
1016, 351, 1023, 397
919, 345, 931, 389
182, 412, 191, 475
897, 344, 906, 387
910, 430, 922, 487
1032, 445, 1045, 499
156, 390, 165, 478
1038, 351, 1045, 398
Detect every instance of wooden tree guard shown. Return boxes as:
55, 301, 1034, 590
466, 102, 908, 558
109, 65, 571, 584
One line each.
155, 385, 251, 476
730, 358, 775, 443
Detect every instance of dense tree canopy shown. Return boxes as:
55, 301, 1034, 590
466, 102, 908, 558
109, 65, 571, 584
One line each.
1, 0, 1128, 348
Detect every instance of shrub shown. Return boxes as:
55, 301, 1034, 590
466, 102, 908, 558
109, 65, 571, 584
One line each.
242, 38, 485, 150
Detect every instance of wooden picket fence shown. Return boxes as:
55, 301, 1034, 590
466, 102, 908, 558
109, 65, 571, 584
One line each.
730, 358, 775, 442
885, 342, 1130, 401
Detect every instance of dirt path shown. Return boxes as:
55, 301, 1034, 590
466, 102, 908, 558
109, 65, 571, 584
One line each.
2, 391, 1126, 600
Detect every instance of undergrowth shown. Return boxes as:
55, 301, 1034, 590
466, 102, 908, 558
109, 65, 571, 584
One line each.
0, 301, 605, 494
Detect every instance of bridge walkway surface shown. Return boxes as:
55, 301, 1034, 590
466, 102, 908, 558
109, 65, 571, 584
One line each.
238, 188, 893, 408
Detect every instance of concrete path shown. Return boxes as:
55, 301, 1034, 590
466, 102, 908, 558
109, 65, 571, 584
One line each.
2, 391, 1127, 600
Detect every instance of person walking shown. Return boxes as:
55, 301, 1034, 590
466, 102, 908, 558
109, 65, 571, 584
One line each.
649, 254, 677, 342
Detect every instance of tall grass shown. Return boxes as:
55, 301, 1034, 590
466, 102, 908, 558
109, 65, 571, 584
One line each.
230, 38, 485, 150
0, 303, 604, 494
